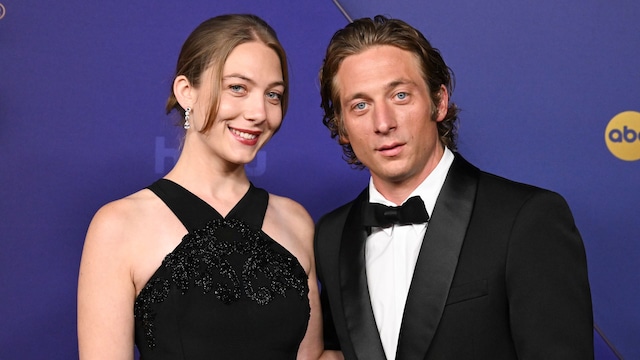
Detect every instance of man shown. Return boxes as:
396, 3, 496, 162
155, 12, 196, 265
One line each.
314, 15, 593, 359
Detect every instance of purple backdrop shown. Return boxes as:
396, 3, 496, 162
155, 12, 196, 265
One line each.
0, 0, 637, 358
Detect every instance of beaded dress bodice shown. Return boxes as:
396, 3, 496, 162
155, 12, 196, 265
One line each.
133, 179, 310, 360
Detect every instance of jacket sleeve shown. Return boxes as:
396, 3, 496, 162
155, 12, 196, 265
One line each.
506, 190, 594, 359
314, 215, 342, 351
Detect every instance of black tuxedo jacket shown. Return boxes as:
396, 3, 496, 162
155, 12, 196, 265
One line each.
315, 154, 593, 359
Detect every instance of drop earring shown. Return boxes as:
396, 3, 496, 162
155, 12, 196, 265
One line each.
183, 107, 191, 129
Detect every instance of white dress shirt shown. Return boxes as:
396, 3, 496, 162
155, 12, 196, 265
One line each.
366, 148, 454, 360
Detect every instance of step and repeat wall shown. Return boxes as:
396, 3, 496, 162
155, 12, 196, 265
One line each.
0, 0, 637, 358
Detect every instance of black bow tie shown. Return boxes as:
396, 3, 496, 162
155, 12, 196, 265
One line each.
362, 196, 429, 228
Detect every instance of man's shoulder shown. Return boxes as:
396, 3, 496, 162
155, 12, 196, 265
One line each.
478, 168, 559, 199
316, 188, 368, 234
467, 164, 571, 212
317, 197, 358, 229
454, 153, 546, 192
453, 153, 567, 205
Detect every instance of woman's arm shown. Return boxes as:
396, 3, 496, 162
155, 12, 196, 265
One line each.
296, 261, 325, 360
77, 202, 136, 360
264, 195, 344, 360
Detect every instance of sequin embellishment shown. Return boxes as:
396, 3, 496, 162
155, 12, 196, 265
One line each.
133, 218, 308, 349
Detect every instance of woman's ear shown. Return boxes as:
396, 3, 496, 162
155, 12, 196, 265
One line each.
174, 75, 195, 109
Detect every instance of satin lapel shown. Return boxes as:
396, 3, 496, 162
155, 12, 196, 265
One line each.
340, 189, 387, 360
396, 155, 480, 360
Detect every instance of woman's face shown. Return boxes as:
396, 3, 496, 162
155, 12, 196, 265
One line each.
189, 41, 285, 167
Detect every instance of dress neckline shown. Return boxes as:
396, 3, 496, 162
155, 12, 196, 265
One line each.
148, 178, 267, 233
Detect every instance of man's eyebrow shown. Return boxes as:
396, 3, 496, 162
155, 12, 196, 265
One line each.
385, 79, 416, 90
343, 79, 416, 102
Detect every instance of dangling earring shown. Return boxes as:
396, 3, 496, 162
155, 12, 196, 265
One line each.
183, 107, 191, 130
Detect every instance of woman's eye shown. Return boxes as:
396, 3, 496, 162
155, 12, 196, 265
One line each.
266, 92, 282, 101
355, 102, 366, 110
230, 85, 245, 93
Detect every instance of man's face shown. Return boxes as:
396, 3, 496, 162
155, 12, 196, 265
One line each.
335, 45, 448, 194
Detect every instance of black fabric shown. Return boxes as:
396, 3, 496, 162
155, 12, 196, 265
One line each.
134, 179, 310, 360
361, 196, 429, 227
315, 154, 594, 360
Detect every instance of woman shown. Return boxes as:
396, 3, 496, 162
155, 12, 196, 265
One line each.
78, 14, 323, 359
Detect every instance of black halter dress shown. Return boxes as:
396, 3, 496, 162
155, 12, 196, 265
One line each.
133, 179, 310, 359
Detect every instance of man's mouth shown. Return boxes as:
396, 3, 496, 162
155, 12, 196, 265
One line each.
377, 142, 403, 156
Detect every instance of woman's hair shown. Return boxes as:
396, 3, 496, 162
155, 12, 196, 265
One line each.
166, 14, 288, 133
319, 15, 459, 167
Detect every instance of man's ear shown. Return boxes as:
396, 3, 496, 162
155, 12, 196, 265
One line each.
173, 75, 195, 109
336, 115, 350, 144
435, 85, 449, 122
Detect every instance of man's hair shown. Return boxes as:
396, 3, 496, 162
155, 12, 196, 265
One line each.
319, 15, 459, 167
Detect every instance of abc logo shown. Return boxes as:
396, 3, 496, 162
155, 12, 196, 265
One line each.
605, 111, 640, 161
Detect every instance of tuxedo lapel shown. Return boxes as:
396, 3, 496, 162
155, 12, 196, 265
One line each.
396, 154, 480, 360
340, 189, 387, 360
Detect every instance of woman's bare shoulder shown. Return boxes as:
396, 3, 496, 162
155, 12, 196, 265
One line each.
86, 189, 160, 246
91, 188, 154, 219
266, 193, 314, 233
263, 194, 315, 270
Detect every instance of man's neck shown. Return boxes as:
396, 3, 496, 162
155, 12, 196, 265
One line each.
371, 146, 448, 205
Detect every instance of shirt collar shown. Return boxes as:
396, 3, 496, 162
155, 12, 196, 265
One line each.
368, 147, 455, 234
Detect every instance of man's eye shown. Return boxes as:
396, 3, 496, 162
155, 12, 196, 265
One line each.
396, 92, 407, 100
355, 102, 366, 110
